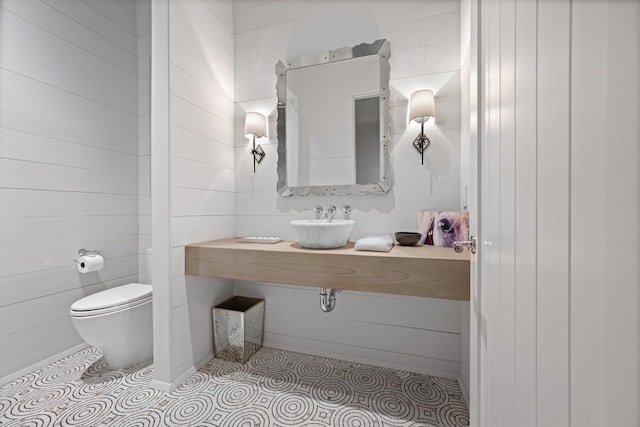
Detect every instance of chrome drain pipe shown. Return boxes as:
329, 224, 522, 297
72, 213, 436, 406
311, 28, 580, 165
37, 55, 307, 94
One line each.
319, 288, 337, 313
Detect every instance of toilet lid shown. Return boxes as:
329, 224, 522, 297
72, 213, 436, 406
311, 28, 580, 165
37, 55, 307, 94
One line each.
70, 284, 152, 315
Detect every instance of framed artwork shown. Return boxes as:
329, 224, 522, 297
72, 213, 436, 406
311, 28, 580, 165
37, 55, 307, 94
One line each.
417, 211, 469, 248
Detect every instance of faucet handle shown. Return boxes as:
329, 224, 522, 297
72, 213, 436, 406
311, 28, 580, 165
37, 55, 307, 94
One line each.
306, 206, 323, 219
342, 205, 352, 220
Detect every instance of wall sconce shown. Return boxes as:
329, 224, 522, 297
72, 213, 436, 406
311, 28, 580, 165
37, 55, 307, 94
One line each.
408, 89, 436, 165
244, 112, 267, 173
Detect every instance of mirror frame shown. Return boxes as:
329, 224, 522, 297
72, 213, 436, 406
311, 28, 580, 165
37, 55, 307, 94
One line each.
276, 39, 391, 196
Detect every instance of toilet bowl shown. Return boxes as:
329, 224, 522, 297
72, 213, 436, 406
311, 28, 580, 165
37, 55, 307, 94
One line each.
70, 249, 153, 369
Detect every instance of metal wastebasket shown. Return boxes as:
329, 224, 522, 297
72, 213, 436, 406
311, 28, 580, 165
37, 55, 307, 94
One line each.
212, 296, 265, 364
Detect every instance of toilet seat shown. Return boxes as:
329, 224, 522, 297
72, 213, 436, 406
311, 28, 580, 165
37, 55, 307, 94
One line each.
70, 283, 152, 318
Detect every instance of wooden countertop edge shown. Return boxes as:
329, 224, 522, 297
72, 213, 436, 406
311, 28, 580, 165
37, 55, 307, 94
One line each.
186, 238, 470, 261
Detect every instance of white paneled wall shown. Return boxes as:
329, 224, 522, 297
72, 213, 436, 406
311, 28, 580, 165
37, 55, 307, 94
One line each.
0, 0, 141, 382
233, 0, 463, 378
164, 0, 235, 385
570, 1, 639, 424
137, 0, 152, 282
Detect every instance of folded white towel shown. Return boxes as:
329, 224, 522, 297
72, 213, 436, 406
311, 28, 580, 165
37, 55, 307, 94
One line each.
354, 234, 395, 252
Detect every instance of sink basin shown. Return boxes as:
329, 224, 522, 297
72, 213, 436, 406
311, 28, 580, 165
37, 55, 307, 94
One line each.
290, 219, 355, 249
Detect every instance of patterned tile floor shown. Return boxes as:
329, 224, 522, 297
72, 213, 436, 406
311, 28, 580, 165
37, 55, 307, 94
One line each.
0, 346, 469, 426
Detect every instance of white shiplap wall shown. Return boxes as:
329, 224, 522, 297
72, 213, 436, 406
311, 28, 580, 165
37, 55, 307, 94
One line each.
0, 0, 140, 382
165, 0, 235, 385
233, 0, 464, 378
137, 0, 152, 282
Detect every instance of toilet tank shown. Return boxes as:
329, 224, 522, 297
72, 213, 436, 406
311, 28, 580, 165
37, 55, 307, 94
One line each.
145, 248, 152, 285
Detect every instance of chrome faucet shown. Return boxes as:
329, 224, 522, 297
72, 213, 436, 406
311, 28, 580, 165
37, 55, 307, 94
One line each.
307, 206, 323, 219
325, 205, 337, 221
342, 205, 351, 220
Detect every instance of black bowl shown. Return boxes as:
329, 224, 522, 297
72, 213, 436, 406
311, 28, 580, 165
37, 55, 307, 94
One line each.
395, 232, 421, 246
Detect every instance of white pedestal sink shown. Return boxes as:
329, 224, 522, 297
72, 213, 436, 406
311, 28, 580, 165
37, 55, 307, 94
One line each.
290, 219, 355, 249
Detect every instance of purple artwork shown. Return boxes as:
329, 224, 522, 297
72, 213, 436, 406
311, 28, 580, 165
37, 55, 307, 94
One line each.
417, 211, 470, 248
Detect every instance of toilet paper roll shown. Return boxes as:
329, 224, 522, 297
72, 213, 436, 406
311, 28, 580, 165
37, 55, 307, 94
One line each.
77, 255, 104, 273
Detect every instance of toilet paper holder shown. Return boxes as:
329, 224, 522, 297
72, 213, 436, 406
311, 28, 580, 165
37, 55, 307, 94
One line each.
74, 248, 101, 263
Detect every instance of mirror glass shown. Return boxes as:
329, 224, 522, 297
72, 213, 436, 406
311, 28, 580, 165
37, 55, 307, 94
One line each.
276, 39, 391, 196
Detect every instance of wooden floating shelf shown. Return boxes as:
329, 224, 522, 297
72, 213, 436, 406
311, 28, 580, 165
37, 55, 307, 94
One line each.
185, 238, 471, 301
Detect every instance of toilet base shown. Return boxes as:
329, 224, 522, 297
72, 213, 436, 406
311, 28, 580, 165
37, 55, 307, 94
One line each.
101, 344, 153, 369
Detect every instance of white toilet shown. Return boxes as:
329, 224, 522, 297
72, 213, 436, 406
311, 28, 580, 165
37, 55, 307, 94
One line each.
70, 249, 153, 369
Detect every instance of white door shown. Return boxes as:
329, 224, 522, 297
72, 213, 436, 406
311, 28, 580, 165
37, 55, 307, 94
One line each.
467, 1, 640, 426
464, 0, 481, 424
468, 0, 573, 425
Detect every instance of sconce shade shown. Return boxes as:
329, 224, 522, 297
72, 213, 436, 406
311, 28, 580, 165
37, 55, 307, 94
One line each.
244, 112, 267, 137
409, 90, 436, 123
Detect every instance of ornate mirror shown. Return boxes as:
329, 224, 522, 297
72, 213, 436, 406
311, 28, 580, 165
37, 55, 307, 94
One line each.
276, 39, 391, 196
